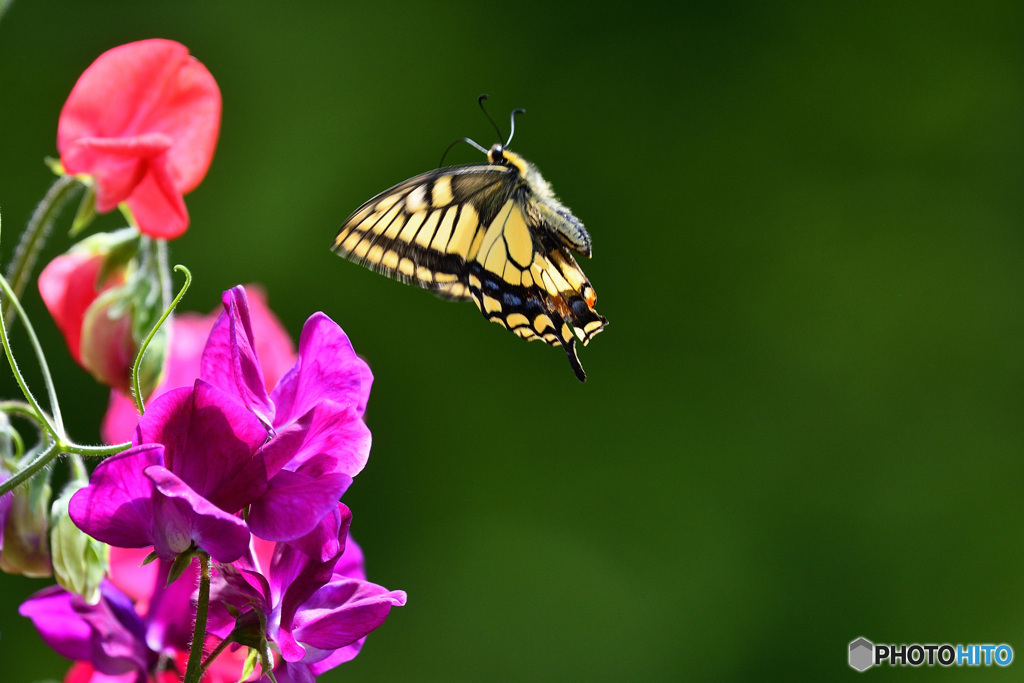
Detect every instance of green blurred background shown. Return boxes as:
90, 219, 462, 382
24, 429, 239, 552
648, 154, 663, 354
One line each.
1, 1, 1022, 680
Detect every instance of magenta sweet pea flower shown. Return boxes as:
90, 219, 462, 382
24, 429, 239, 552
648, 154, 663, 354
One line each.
209, 507, 406, 680
70, 380, 269, 563
58, 39, 221, 239
20, 559, 193, 681
21, 547, 253, 683
200, 287, 373, 542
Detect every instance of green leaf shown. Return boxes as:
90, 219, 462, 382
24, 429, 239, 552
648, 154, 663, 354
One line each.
167, 547, 196, 586
68, 185, 97, 238
240, 648, 259, 683
43, 156, 65, 176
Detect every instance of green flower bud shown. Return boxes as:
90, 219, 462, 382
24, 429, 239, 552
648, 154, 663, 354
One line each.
0, 465, 52, 578
50, 480, 108, 604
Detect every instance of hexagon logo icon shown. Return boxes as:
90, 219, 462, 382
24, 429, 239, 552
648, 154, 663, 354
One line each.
849, 637, 874, 671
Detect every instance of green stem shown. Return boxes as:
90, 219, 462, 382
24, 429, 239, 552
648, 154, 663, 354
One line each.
3, 422, 25, 461
183, 552, 212, 683
2, 175, 80, 326
131, 264, 191, 415
64, 441, 132, 457
0, 400, 128, 459
0, 399, 50, 424
0, 273, 63, 438
0, 440, 57, 497
198, 635, 233, 679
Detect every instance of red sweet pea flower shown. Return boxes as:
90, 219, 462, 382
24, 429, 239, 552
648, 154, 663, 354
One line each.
58, 39, 221, 240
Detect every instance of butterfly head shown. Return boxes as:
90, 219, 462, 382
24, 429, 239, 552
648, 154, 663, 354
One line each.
487, 144, 533, 182
487, 143, 507, 165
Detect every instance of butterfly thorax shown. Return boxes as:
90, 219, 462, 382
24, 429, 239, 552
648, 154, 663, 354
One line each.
488, 144, 591, 258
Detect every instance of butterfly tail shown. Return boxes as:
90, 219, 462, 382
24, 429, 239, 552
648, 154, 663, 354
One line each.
563, 337, 587, 382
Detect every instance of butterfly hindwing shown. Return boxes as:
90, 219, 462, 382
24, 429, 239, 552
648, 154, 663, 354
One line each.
333, 144, 607, 381
465, 192, 607, 381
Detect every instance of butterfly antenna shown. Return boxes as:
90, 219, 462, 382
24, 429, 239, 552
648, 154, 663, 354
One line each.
478, 94, 504, 143
439, 136, 489, 167
506, 108, 526, 147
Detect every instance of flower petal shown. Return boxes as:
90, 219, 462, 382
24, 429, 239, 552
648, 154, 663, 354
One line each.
20, 581, 154, 676
291, 578, 407, 652
271, 313, 373, 427
268, 661, 317, 683
248, 469, 352, 543
258, 400, 370, 478
133, 380, 268, 513
285, 502, 352, 564
146, 466, 251, 563
125, 152, 189, 239
19, 585, 94, 662
202, 287, 274, 425
69, 445, 162, 549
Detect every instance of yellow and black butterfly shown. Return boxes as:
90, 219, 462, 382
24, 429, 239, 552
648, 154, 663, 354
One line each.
332, 96, 606, 381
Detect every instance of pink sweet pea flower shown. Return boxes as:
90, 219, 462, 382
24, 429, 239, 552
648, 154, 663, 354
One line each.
58, 39, 221, 239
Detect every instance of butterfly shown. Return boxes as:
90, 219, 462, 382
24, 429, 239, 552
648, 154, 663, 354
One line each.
332, 96, 607, 381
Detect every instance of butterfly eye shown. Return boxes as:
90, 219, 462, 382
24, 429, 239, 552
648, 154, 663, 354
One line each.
488, 144, 506, 164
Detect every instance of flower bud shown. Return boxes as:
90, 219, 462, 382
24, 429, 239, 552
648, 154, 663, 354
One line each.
0, 464, 52, 578
39, 228, 168, 395
51, 480, 108, 604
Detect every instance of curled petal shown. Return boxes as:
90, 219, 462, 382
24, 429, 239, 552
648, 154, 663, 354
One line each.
292, 578, 407, 654
125, 152, 190, 239
285, 503, 352, 564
